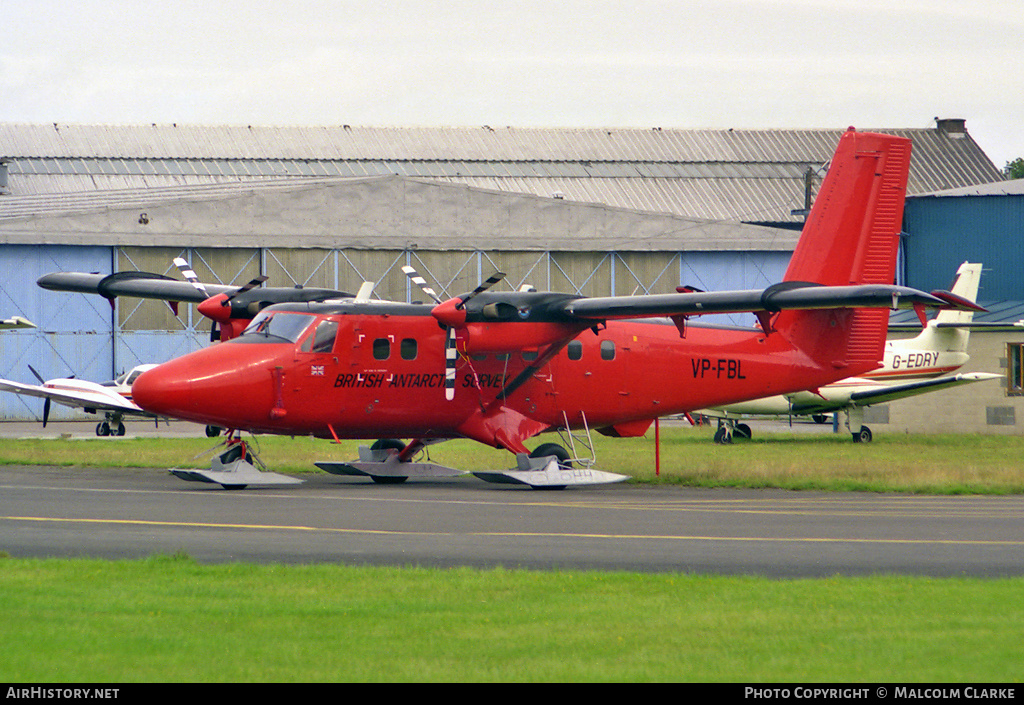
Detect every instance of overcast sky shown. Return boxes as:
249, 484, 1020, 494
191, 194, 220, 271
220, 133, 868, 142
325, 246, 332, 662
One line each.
4, 0, 1022, 168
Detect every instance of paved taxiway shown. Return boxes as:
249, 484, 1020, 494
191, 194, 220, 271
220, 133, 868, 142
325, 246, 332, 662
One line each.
3, 463, 1024, 576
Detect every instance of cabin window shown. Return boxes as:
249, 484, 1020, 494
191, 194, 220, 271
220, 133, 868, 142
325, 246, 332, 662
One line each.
522, 350, 538, 362
601, 340, 616, 361
1007, 343, 1024, 396
373, 338, 391, 360
567, 340, 582, 360
401, 338, 417, 360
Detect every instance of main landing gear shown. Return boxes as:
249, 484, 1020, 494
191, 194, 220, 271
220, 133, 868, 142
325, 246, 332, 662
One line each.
95, 419, 126, 436
316, 432, 628, 489
846, 407, 873, 443
851, 426, 873, 443
712, 420, 752, 444
167, 416, 628, 490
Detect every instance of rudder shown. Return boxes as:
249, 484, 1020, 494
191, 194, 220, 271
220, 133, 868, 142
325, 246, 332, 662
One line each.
779, 129, 913, 373
784, 129, 912, 287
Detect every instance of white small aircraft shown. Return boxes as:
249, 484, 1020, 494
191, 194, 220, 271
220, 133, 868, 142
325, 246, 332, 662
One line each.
700, 262, 1000, 443
0, 364, 159, 436
1, 316, 35, 329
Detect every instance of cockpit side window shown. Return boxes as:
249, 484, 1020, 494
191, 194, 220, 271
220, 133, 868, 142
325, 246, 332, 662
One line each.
311, 320, 339, 353
300, 319, 340, 353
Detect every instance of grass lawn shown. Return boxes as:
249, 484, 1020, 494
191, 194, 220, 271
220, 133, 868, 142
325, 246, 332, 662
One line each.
2, 556, 1022, 682
2, 425, 1023, 494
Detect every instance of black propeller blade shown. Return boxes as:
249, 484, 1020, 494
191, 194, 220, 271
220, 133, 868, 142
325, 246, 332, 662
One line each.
401, 266, 505, 401
28, 365, 45, 384
28, 365, 50, 427
461, 271, 507, 309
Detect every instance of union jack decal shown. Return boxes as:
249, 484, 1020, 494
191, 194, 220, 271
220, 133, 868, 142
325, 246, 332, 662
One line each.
310, 365, 325, 376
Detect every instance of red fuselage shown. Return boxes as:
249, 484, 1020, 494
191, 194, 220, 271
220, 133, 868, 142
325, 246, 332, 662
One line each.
131, 301, 875, 454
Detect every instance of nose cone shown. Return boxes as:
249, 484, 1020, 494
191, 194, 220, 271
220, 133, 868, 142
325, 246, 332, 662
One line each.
131, 343, 280, 428
131, 361, 194, 419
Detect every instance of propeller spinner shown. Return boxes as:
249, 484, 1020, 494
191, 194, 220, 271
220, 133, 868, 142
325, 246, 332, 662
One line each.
401, 266, 506, 400
174, 258, 268, 340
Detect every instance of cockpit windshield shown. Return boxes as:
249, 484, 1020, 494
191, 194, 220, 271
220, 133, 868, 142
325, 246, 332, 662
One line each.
239, 311, 316, 343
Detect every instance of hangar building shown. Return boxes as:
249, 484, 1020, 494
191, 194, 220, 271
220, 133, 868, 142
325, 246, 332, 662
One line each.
887, 178, 1024, 435
0, 119, 1016, 436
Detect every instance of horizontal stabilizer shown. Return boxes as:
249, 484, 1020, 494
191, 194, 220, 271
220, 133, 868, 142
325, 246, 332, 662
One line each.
790, 373, 1001, 414
928, 290, 987, 312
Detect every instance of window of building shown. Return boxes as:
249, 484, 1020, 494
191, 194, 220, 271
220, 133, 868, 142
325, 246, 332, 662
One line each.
1007, 343, 1024, 396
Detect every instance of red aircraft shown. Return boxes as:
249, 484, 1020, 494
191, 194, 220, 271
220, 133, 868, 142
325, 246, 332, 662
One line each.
40, 129, 981, 488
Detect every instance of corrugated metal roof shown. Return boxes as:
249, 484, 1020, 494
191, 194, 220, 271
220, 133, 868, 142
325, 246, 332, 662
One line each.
0, 121, 1004, 224
0, 175, 798, 253
1, 122, 1000, 165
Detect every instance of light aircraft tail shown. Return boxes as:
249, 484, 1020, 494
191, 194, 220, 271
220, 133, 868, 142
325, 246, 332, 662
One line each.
933, 261, 982, 327
777, 129, 912, 371
893, 261, 982, 358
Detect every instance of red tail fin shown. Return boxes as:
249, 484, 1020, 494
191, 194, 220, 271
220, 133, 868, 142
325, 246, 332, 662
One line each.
784, 128, 911, 286
780, 129, 912, 371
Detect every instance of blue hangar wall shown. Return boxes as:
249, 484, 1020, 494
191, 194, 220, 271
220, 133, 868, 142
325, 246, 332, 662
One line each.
0, 244, 210, 422
904, 193, 1024, 301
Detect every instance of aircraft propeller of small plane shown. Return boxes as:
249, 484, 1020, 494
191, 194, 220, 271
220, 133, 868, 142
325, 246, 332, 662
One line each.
35, 130, 984, 489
